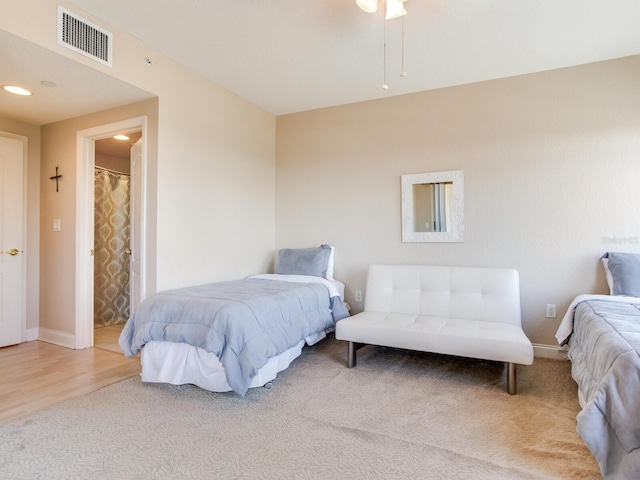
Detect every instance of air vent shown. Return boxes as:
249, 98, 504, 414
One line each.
57, 6, 112, 67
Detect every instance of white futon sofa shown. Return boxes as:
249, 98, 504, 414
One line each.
335, 264, 534, 394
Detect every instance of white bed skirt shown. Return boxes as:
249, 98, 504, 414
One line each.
140, 330, 327, 392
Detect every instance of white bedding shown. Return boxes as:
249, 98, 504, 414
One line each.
141, 330, 328, 392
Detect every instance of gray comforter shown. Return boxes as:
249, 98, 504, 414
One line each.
567, 299, 640, 479
119, 278, 349, 395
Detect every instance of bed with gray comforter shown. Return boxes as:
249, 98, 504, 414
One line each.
557, 296, 640, 479
119, 277, 349, 396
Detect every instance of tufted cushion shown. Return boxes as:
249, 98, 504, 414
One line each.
363, 264, 522, 326
336, 311, 534, 365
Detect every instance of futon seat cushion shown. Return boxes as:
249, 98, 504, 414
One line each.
337, 311, 534, 365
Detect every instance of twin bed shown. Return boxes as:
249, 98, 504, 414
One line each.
119, 245, 349, 396
556, 252, 640, 480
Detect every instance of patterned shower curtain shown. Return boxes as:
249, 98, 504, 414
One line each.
94, 168, 131, 327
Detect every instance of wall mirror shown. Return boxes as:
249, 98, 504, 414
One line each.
401, 170, 464, 242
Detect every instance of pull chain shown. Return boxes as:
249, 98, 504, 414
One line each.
400, 13, 406, 77
382, 15, 389, 89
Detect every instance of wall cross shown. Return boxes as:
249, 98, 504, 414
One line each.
50, 166, 62, 192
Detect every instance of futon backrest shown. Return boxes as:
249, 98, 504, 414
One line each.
363, 264, 522, 327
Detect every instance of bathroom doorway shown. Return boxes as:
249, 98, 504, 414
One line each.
93, 131, 141, 352
76, 116, 148, 350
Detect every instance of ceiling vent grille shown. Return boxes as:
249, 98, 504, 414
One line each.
57, 6, 112, 66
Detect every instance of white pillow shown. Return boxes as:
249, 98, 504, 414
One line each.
326, 246, 335, 280
602, 257, 614, 295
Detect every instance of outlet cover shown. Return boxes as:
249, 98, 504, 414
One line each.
545, 304, 556, 318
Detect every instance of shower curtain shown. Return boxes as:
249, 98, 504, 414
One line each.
94, 168, 131, 327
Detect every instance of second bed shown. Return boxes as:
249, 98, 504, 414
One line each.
119, 273, 349, 396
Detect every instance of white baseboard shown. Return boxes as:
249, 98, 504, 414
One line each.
38, 328, 76, 349
30, 329, 568, 359
24, 328, 39, 342
533, 343, 567, 360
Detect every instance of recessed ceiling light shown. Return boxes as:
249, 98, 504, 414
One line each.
41, 81, 57, 88
113, 134, 130, 141
2, 85, 33, 96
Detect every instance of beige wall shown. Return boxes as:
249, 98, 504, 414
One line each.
5, 1, 637, 349
95, 153, 131, 175
276, 55, 640, 347
3, 1, 276, 342
40, 99, 158, 334
0, 117, 40, 333
154, 78, 276, 290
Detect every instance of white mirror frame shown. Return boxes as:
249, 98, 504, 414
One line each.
401, 170, 464, 242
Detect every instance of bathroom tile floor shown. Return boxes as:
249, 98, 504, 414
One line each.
94, 323, 125, 354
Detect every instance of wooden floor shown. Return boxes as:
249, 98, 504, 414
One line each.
0, 339, 141, 425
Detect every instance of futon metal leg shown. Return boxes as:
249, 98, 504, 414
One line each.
507, 362, 516, 395
347, 341, 356, 368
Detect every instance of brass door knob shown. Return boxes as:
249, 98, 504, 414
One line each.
1, 248, 19, 256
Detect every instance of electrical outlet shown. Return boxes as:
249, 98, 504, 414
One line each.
545, 304, 556, 318
355, 290, 362, 302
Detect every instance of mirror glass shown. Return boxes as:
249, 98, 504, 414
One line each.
401, 170, 464, 242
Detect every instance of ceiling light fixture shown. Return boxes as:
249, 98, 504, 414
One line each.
384, 0, 407, 20
356, 0, 408, 89
355, 0, 378, 14
2, 85, 33, 96
113, 134, 130, 141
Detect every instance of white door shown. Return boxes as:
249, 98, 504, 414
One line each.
129, 138, 143, 316
0, 136, 24, 347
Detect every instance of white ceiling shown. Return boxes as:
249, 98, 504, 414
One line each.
0, 29, 154, 126
1, 1, 639, 126
68, 0, 640, 115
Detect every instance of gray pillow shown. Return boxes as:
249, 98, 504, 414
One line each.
602, 252, 640, 297
276, 245, 332, 278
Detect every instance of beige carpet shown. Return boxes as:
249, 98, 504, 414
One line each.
0, 336, 601, 479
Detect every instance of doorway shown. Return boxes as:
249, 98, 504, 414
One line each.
93, 133, 141, 352
76, 117, 147, 350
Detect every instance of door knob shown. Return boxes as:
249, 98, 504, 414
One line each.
1, 248, 19, 256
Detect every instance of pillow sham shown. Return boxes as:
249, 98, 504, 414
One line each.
601, 252, 640, 297
276, 245, 332, 278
